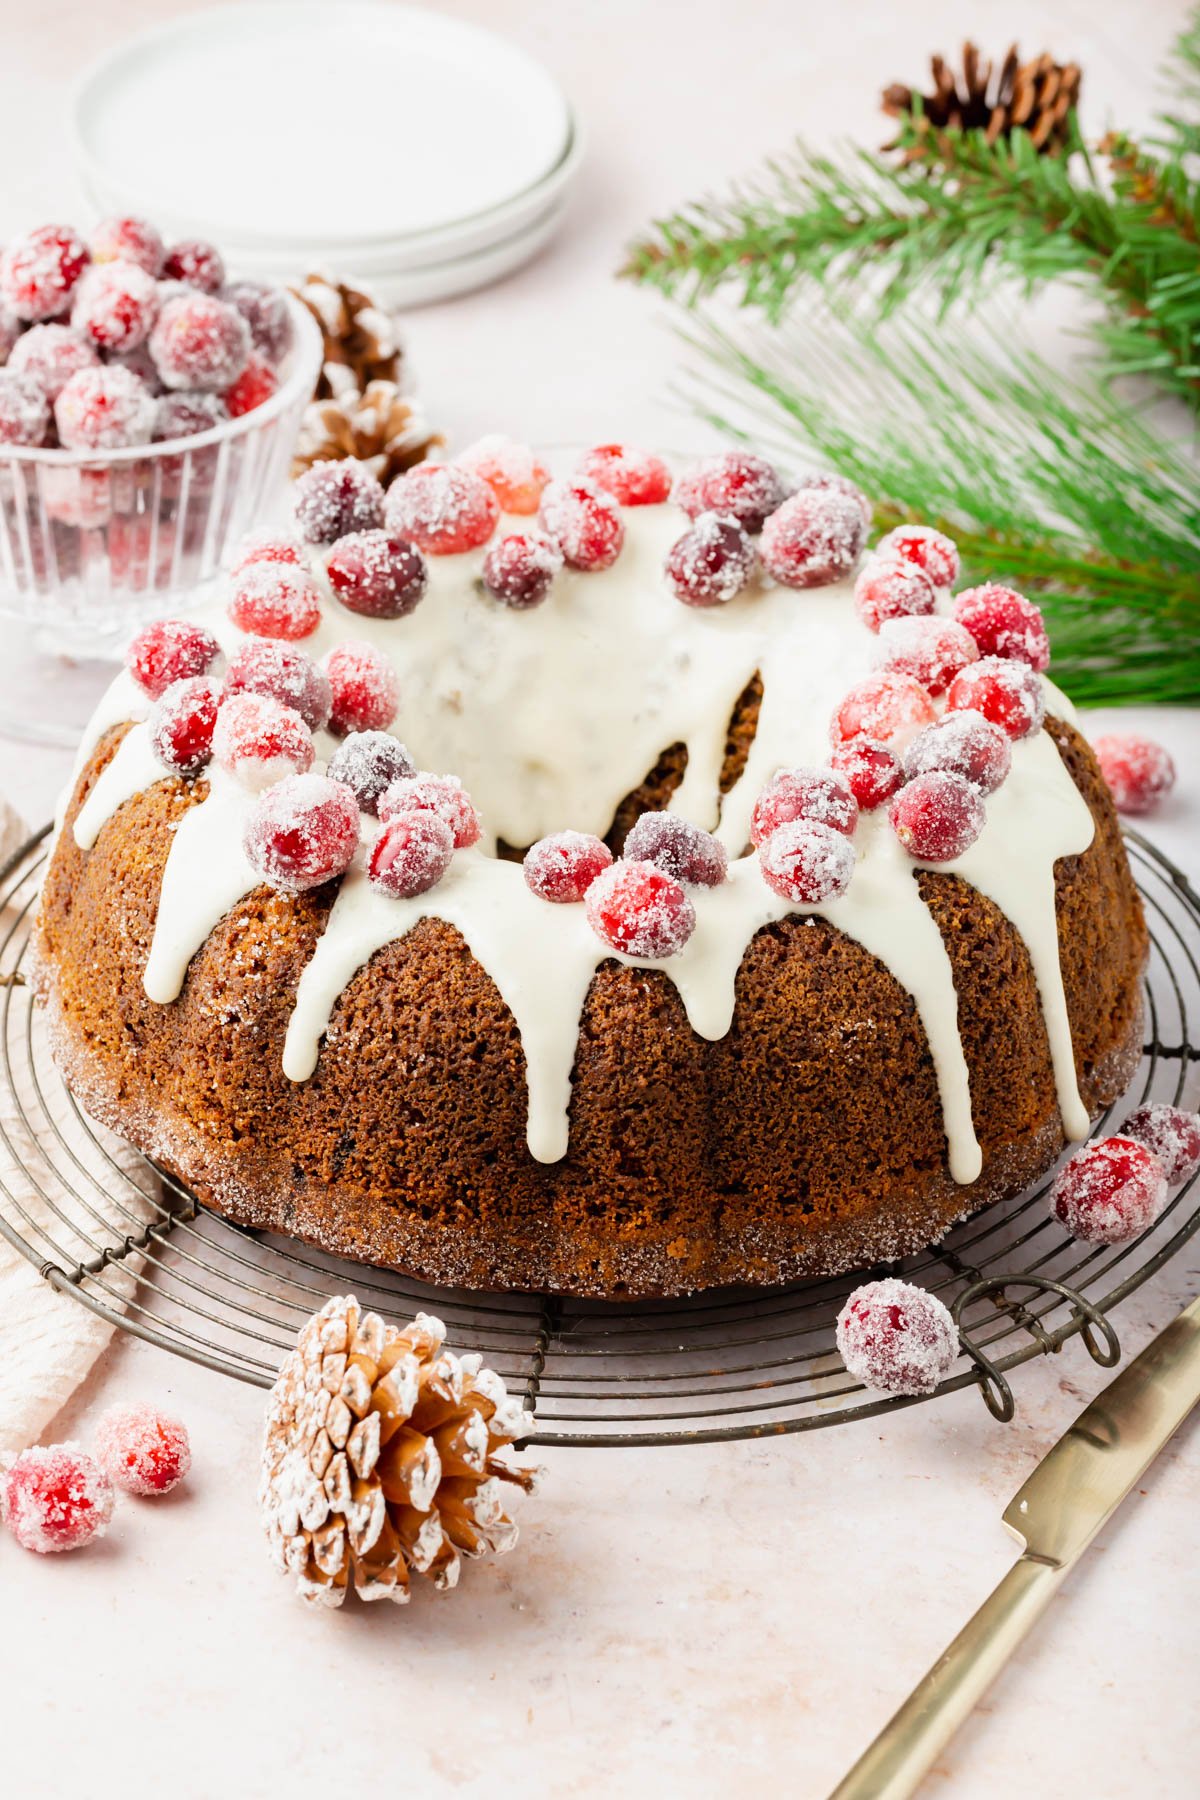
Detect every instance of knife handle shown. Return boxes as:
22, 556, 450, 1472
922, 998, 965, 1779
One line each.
828, 1554, 1063, 1800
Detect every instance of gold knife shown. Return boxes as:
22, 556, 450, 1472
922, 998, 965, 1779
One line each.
829, 1292, 1200, 1800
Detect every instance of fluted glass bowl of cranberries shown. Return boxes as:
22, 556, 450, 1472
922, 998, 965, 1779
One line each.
0, 218, 321, 744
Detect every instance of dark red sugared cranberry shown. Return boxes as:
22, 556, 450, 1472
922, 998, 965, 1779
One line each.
326, 529, 428, 619
624, 811, 728, 887
482, 532, 561, 608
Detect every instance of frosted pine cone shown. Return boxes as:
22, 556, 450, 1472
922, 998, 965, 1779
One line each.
259, 1296, 537, 1608
292, 274, 402, 400
291, 379, 441, 485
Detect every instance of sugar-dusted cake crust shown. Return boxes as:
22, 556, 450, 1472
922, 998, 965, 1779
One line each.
34, 713, 1146, 1298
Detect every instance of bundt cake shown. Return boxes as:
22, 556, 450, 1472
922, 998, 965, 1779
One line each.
33, 442, 1148, 1297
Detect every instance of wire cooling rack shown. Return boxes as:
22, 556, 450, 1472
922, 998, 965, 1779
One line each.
0, 824, 1197, 1447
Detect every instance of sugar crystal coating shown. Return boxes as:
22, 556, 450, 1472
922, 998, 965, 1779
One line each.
7, 323, 98, 400
877, 524, 959, 588
576, 443, 672, 506
149, 675, 221, 775
1051, 1136, 1168, 1244
624, 811, 728, 887
457, 435, 550, 514
538, 480, 624, 571
71, 259, 160, 354
90, 216, 165, 276
751, 767, 858, 846
228, 562, 322, 640
952, 584, 1050, 671
149, 292, 250, 391
523, 830, 613, 903
830, 671, 937, 746
231, 531, 304, 575
2, 1443, 114, 1553
760, 488, 866, 588
326, 529, 428, 619
1120, 1104, 1200, 1186
385, 461, 499, 555
828, 738, 904, 810
795, 469, 871, 525
243, 773, 360, 893
225, 351, 278, 418
854, 557, 936, 633
324, 639, 400, 734
585, 858, 696, 957
224, 639, 332, 731
1091, 733, 1176, 816
222, 280, 293, 362
0, 224, 89, 322
213, 692, 315, 789
294, 459, 385, 543
875, 615, 978, 696
326, 731, 415, 814
903, 709, 1011, 796
482, 532, 562, 608
153, 389, 228, 440
54, 364, 156, 450
674, 449, 785, 533
890, 770, 985, 861
94, 1401, 191, 1496
368, 811, 455, 899
379, 771, 481, 848
126, 618, 221, 698
163, 238, 225, 293
947, 657, 1044, 741
836, 1279, 957, 1395
0, 370, 51, 445
664, 511, 756, 607
758, 818, 856, 904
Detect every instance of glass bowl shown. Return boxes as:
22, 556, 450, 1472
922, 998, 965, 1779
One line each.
0, 291, 322, 746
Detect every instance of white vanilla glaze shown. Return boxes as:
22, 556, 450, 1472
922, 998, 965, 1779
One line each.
67, 494, 1096, 1180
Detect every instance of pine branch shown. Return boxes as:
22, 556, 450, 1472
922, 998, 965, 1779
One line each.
1159, 4, 1200, 157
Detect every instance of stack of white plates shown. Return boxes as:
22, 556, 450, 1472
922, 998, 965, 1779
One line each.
72, 2, 582, 306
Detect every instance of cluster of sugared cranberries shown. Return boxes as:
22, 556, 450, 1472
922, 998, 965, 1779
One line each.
539, 480, 625, 571
324, 640, 400, 734
227, 562, 322, 640
385, 460, 499, 555
294, 460, 386, 544
0, 218, 291, 449
585, 858, 697, 958
326, 529, 428, 619
456, 435, 550, 514
874, 615, 978, 694
664, 511, 756, 608
523, 830, 613, 904
1050, 1135, 1169, 1245
1091, 733, 1177, 817
483, 532, 562, 608
1, 1400, 191, 1556
835, 1279, 958, 1396
243, 772, 360, 892
576, 443, 673, 507
903, 711, 1011, 797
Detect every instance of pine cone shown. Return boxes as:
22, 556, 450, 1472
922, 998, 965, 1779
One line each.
883, 42, 1081, 157
259, 1297, 537, 1608
291, 379, 442, 485
292, 274, 404, 401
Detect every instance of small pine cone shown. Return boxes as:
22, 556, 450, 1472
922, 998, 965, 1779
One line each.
292, 274, 404, 401
291, 379, 442, 485
259, 1296, 537, 1608
883, 41, 1080, 158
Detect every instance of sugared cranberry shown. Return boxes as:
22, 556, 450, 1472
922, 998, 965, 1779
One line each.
903, 710, 1011, 796
111, 341, 164, 394
1120, 1104, 1200, 1186
326, 731, 416, 815
324, 640, 400, 734
228, 563, 322, 640
0, 225, 90, 322
368, 811, 455, 899
946, 657, 1044, 741
835, 1279, 957, 1395
828, 738, 904, 811
0, 371, 50, 446
71, 259, 160, 353
385, 461, 499, 555
222, 280, 293, 362
2, 1444, 114, 1554
456, 435, 550, 514
576, 443, 672, 506
795, 469, 871, 525
751, 768, 858, 846
7, 323, 98, 400
0, 301, 19, 364
326, 529, 428, 619
890, 770, 984, 861
758, 818, 856, 904
952, 584, 1050, 671
624, 811, 728, 887
664, 512, 756, 607
213, 692, 314, 789
523, 830, 613, 903
230, 531, 304, 575
94, 1401, 191, 1496
674, 449, 785, 533
90, 216, 165, 276
854, 557, 937, 633
149, 676, 221, 775
482, 532, 562, 608
224, 639, 332, 731
760, 488, 866, 588
538, 480, 625, 571
293, 459, 385, 544
1092, 733, 1177, 816
126, 618, 221, 699
875, 614, 979, 694
378, 772, 481, 848
149, 292, 249, 391
585, 858, 696, 958
243, 773, 359, 893
55, 364, 156, 450
830, 672, 937, 746
1051, 1136, 1168, 1245
876, 524, 959, 588
225, 351, 278, 418
163, 238, 226, 293
153, 389, 228, 440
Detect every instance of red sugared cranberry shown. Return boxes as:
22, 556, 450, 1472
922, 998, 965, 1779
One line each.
385, 461, 499, 555
71, 259, 160, 353
2, 1444, 114, 1554
624, 811, 728, 887
55, 364, 156, 450
1120, 1104, 1200, 1186
828, 738, 904, 811
221, 280, 293, 362
0, 371, 50, 445
482, 532, 562, 608
111, 342, 164, 394
378, 772, 481, 849
93, 1401, 191, 1496
835, 1279, 957, 1395
576, 443, 672, 506
952, 583, 1050, 671
903, 710, 1011, 796
760, 488, 866, 588
90, 216, 165, 276
876, 524, 959, 588
585, 859, 696, 958
324, 640, 400, 734
751, 768, 858, 846
367, 811, 455, 899
1051, 1136, 1168, 1245
523, 830, 613, 903
795, 469, 871, 525
149, 292, 249, 391
0, 225, 90, 322
126, 618, 221, 699
224, 639, 332, 731
538, 480, 625, 571
153, 389, 228, 440
456, 435, 550, 514
830, 672, 937, 746
326, 529, 428, 619
213, 692, 314, 789
7, 323, 98, 400
149, 676, 221, 775
228, 563, 322, 640
758, 818, 856, 904
163, 238, 226, 293
854, 557, 936, 633
946, 657, 1044, 741
225, 351, 278, 418
674, 450, 785, 533
890, 770, 984, 861
875, 614, 979, 694
243, 773, 359, 893
1092, 733, 1176, 816
664, 512, 756, 607
293, 459, 385, 544
326, 731, 416, 815
230, 531, 304, 576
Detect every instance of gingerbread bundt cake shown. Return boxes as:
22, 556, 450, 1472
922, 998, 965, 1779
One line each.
34, 444, 1147, 1297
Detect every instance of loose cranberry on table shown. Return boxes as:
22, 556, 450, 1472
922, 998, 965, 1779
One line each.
149, 292, 250, 392
0, 224, 89, 322
93, 1401, 191, 1497
162, 238, 226, 293
903, 710, 1012, 796
54, 364, 157, 451
222, 280, 293, 362
952, 584, 1050, 670
853, 557, 936, 633
326, 529, 428, 619
228, 562, 323, 640
890, 769, 985, 861
456, 435, 550, 514
2, 1444, 114, 1554
538, 480, 625, 571
576, 443, 672, 506
0, 370, 51, 446
243, 772, 360, 893
225, 351, 278, 419
126, 618, 221, 699
1120, 1104, 1200, 1186
212, 692, 315, 788
368, 811, 455, 899
482, 533, 562, 608
760, 487, 866, 588
1051, 1135, 1169, 1245
293, 459, 386, 544
71, 260, 160, 355
378, 771, 482, 849
664, 512, 756, 607
326, 730, 416, 814
946, 657, 1045, 741
828, 738, 904, 811
674, 449, 786, 533
875, 614, 979, 694
624, 811, 728, 887
1091, 733, 1177, 816
385, 460, 499, 555
90, 215, 165, 276
758, 818, 856, 904
835, 1279, 958, 1396
7, 323, 98, 401
223, 639, 332, 731
149, 675, 222, 775
830, 671, 937, 746
324, 640, 400, 734
585, 858, 697, 957
875, 523, 960, 588
523, 830, 613, 903
750, 768, 858, 847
